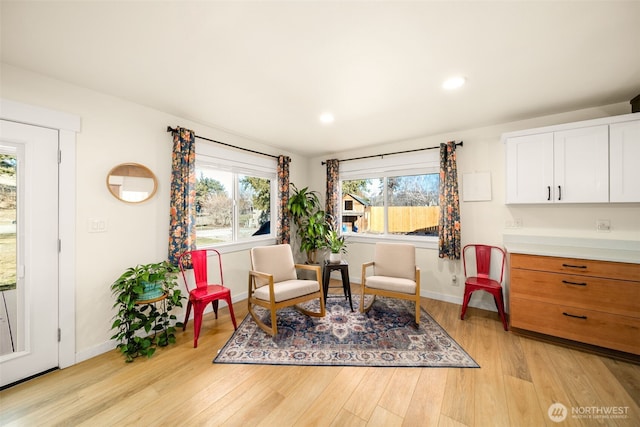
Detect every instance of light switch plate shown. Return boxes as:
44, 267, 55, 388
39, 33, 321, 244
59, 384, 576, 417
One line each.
88, 218, 108, 233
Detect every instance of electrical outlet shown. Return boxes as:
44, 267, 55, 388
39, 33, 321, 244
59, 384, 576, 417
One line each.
596, 219, 611, 232
451, 275, 459, 286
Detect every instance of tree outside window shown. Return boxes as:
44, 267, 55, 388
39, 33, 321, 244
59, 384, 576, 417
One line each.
195, 166, 272, 246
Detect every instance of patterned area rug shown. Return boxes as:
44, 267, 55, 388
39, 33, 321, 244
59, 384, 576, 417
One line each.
214, 296, 479, 368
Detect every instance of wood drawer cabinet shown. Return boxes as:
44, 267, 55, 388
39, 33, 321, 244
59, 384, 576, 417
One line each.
509, 253, 640, 355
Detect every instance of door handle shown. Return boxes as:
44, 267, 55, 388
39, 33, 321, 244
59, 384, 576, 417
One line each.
558, 185, 562, 201
547, 186, 551, 201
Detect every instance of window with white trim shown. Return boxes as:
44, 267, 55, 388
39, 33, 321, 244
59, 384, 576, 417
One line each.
340, 150, 440, 239
195, 142, 276, 247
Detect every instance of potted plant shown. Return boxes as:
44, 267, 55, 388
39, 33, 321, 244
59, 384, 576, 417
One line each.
110, 261, 184, 362
325, 229, 347, 263
287, 184, 331, 263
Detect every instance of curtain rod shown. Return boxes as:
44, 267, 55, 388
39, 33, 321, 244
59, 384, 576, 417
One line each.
166, 126, 280, 160
321, 141, 463, 165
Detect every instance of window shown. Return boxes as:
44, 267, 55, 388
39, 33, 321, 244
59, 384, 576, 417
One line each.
195, 143, 276, 247
340, 150, 440, 239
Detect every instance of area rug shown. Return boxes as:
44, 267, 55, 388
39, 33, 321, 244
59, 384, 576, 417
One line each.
214, 296, 479, 368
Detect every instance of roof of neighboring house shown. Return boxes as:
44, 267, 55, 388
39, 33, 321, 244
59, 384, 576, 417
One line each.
344, 193, 370, 207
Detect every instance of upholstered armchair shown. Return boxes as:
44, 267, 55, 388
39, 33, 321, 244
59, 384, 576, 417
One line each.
248, 244, 325, 336
361, 242, 421, 324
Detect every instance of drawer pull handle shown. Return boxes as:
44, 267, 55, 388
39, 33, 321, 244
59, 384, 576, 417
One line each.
561, 280, 587, 287
561, 263, 587, 269
563, 312, 587, 320
547, 186, 551, 201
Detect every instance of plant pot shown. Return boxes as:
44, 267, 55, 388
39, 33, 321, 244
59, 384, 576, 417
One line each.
136, 280, 164, 302
329, 253, 341, 264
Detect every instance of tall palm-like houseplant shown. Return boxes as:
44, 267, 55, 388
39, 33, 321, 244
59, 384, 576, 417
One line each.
287, 184, 330, 264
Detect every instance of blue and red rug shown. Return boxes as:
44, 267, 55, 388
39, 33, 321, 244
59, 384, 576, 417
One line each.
214, 296, 479, 368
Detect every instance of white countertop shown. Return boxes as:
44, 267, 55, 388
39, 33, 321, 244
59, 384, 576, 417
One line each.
502, 235, 640, 264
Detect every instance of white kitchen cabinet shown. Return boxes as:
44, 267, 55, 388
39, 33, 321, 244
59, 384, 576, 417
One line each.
505, 125, 608, 203
504, 113, 639, 204
553, 125, 609, 203
505, 133, 553, 203
610, 120, 640, 202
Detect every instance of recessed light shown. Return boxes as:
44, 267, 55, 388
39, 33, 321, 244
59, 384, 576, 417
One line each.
442, 76, 466, 90
319, 112, 335, 124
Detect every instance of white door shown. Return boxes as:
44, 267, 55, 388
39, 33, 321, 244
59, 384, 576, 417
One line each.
0, 120, 59, 388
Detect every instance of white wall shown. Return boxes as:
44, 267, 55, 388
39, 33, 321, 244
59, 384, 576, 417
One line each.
2, 62, 639, 360
0, 64, 309, 360
309, 102, 640, 309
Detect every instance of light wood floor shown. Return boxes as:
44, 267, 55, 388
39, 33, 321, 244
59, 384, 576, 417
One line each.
1, 284, 639, 426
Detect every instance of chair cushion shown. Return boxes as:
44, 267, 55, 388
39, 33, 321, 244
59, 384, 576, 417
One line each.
250, 244, 297, 287
374, 243, 416, 280
253, 279, 320, 303
365, 275, 416, 294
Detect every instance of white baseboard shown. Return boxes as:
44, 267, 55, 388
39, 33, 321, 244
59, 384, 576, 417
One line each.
76, 341, 117, 363
351, 275, 502, 314
75, 287, 499, 364
75, 291, 249, 364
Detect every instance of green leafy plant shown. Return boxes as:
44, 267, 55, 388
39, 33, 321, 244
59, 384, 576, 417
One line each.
325, 229, 347, 254
110, 261, 184, 362
287, 184, 330, 263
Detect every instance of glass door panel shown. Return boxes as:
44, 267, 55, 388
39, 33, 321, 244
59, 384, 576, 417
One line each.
0, 149, 18, 355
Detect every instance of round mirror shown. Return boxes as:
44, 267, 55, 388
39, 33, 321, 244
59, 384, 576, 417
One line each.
107, 163, 158, 203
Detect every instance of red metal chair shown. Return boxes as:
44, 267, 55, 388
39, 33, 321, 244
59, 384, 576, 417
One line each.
178, 249, 237, 347
460, 244, 508, 331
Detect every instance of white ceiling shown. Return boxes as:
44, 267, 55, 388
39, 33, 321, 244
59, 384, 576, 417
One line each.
2, 1, 639, 156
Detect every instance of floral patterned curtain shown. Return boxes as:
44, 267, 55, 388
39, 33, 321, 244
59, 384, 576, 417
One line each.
277, 155, 291, 244
438, 141, 461, 260
325, 159, 340, 229
168, 127, 196, 265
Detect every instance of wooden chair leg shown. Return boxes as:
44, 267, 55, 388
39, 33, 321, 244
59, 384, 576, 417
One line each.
270, 308, 278, 336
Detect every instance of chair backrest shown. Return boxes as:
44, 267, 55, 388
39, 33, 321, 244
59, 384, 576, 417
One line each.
249, 244, 297, 287
462, 244, 506, 283
373, 242, 416, 280
178, 249, 223, 291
